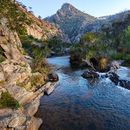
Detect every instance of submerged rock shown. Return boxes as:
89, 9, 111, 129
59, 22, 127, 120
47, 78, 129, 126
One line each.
82, 70, 99, 79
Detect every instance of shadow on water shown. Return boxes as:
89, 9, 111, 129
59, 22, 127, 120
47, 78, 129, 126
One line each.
36, 56, 130, 130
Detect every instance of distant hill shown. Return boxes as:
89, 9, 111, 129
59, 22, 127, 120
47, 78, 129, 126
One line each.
45, 3, 97, 42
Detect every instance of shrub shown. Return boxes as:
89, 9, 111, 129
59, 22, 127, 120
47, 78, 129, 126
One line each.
70, 44, 86, 67
48, 37, 70, 55
0, 92, 20, 109
98, 57, 108, 71
0, 47, 5, 63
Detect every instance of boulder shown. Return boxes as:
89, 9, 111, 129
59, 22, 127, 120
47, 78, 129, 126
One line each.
27, 117, 42, 130
107, 72, 130, 90
8, 116, 26, 128
44, 82, 59, 95
106, 72, 119, 85
110, 61, 120, 71
82, 70, 99, 79
119, 80, 130, 89
25, 98, 40, 116
48, 72, 59, 82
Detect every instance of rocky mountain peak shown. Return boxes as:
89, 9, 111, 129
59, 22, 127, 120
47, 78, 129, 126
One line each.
45, 3, 96, 42
58, 3, 80, 16
61, 3, 76, 11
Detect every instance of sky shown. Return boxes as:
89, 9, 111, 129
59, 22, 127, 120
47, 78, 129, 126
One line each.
17, 0, 130, 18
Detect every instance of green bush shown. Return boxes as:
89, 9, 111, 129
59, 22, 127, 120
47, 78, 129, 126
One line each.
0, 0, 32, 34
70, 44, 86, 67
80, 32, 99, 45
0, 47, 5, 63
0, 92, 20, 109
48, 37, 70, 55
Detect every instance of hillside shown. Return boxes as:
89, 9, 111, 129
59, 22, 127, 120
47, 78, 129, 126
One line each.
45, 3, 97, 42
83, 10, 130, 33
16, 2, 69, 42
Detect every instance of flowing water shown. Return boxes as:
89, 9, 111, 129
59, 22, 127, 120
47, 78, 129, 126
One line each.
36, 56, 130, 130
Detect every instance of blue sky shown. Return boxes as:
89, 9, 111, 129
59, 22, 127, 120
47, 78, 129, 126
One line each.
17, 0, 130, 18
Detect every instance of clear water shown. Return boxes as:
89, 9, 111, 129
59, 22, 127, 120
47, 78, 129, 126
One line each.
36, 56, 130, 130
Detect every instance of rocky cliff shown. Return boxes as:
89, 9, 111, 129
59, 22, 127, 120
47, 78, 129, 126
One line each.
0, 1, 59, 130
45, 3, 97, 42
0, 16, 59, 130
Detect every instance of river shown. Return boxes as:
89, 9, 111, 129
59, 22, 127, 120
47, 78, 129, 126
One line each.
36, 56, 130, 130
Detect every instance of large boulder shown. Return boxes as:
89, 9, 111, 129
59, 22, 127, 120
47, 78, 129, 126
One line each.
8, 116, 26, 128
106, 72, 119, 85
109, 61, 123, 71
44, 82, 59, 95
82, 70, 99, 79
27, 117, 42, 130
107, 72, 130, 90
48, 72, 59, 82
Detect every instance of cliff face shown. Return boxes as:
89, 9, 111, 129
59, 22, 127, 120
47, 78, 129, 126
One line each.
0, 16, 59, 130
0, 18, 24, 61
0, 2, 60, 128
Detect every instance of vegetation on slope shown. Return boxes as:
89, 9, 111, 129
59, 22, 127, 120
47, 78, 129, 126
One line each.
70, 25, 130, 69
0, 92, 20, 109
0, 0, 31, 34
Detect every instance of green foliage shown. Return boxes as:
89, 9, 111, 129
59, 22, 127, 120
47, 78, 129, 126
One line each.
70, 44, 86, 67
0, 92, 20, 109
108, 26, 130, 66
16, 80, 32, 91
80, 32, 99, 46
70, 32, 109, 67
31, 73, 46, 87
17, 27, 27, 36
32, 47, 50, 75
48, 37, 70, 55
86, 50, 96, 60
21, 35, 50, 57
0, 55, 5, 63
69, 28, 130, 68
0, 0, 31, 36
125, 26, 130, 52
21, 35, 51, 76
0, 47, 5, 63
